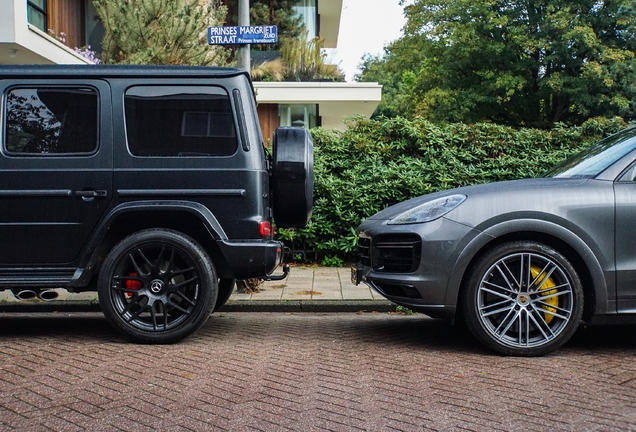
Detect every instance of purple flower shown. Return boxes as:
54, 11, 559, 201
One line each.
74, 46, 101, 64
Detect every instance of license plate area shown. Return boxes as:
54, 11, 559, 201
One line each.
351, 264, 364, 285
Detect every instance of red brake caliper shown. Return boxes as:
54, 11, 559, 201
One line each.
125, 273, 142, 297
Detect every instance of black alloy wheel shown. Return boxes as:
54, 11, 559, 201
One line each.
98, 229, 217, 343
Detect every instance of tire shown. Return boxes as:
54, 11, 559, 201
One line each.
271, 127, 313, 228
462, 241, 583, 356
98, 229, 218, 343
213, 278, 235, 312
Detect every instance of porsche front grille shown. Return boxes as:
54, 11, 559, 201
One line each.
358, 235, 421, 273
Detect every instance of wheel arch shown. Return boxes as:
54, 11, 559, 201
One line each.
446, 219, 609, 322
79, 201, 234, 286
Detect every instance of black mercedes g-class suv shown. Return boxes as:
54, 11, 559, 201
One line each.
0, 65, 313, 343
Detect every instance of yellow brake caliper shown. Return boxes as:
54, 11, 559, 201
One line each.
530, 266, 558, 324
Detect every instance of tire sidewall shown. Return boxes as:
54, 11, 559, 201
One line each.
462, 241, 583, 356
213, 278, 236, 312
98, 229, 217, 343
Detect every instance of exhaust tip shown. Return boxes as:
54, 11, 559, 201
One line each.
37, 289, 59, 302
14, 290, 38, 301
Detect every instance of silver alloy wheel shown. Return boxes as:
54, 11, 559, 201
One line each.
476, 252, 574, 349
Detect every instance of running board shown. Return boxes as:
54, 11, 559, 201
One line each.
0, 268, 77, 288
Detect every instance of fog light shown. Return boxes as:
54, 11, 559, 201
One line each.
401, 284, 421, 299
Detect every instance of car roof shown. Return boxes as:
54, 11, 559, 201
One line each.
0, 64, 249, 80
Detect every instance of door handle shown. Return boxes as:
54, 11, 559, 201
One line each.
76, 190, 108, 198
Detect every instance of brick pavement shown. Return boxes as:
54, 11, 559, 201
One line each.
0, 312, 635, 430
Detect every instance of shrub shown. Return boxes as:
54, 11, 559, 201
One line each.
276, 116, 630, 262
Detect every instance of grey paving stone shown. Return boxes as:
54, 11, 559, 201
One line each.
0, 267, 391, 313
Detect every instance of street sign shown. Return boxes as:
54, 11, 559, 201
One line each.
208, 25, 278, 45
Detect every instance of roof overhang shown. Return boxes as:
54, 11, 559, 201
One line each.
319, 0, 343, 48
253, 81, 382, 130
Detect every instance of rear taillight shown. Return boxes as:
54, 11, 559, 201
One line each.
259, 221, 272, 238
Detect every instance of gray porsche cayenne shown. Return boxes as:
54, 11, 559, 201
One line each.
353, 126, 636, 356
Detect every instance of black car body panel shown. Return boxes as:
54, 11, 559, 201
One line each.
0, 64, 314, 342
0, 64, 313, 287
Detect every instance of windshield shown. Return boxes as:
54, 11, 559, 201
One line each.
545, 127, 636, 178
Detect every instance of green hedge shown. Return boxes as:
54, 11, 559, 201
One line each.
276, 116, 629, 263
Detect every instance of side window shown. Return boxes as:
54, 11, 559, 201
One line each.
5, 88, 98, 155
125, 86, 238, 157
618, 162, 636, 182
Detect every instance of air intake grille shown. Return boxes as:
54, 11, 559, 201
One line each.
358, 237, 371, 267
358, 234, 421, 273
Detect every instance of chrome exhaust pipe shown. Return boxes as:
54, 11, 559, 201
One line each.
37, 289, 59, 302
13, 289, 38, 301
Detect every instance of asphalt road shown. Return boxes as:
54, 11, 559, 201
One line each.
0, 311, 635, 431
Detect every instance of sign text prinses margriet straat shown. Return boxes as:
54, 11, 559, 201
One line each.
208, 25, 278, 45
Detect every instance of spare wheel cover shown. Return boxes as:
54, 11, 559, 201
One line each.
272, 127, 314, 228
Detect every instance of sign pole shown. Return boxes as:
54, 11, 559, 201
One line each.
238, 0, 250, 71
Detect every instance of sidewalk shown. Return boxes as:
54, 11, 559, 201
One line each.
0, 266, 395, 313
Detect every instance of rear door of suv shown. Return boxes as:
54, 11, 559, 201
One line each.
111, 80, 262, 240
0, 79, 113, 265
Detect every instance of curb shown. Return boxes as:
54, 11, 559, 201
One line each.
0, 300, 102, 313
219, 300, 396, 313
0, 300, 396, 314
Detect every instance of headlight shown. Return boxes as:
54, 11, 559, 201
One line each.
388, 194, 466, 225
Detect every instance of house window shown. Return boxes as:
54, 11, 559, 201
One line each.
85, 0, 105, 57
27, 0, 47, 32
278, 104, 317, 129
292, 0, 317, 38
182, 111, 235, 138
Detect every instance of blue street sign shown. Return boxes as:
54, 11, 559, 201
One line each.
208, 25, 278, 45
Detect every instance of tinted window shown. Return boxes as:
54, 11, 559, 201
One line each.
618, 162, 636, 182
5, 88, 98, 155
125, 86, 238, 157
545, 127, 636, 178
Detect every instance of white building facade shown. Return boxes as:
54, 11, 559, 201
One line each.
0, 0, 381, 133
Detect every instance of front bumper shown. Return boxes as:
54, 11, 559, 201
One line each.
354, 217, 475, 318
